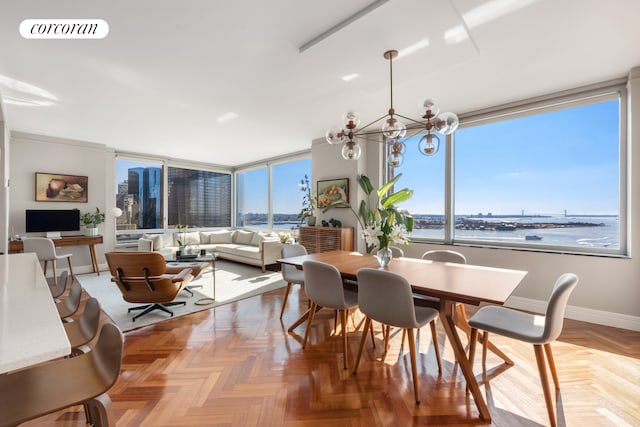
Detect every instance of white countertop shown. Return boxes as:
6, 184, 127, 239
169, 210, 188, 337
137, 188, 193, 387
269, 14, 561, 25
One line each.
0, 253, 71, 374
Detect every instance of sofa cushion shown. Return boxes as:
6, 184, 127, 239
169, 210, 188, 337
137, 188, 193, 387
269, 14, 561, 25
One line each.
142, 233, 173, 250
250, 231, 279, 247
233, 230, 255, 245
173, 231, 200, 246
202, 229, 234, 244
215, 244, 262, 260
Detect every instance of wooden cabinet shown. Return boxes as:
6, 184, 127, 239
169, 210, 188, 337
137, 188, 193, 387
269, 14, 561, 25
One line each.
298, 226, 354, 254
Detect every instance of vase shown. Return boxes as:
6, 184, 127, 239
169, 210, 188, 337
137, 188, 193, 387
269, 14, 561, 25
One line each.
375, 247, 393, 268
84, 226, 98, 236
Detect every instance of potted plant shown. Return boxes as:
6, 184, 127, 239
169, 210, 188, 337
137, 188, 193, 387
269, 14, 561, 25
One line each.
80, 207, 106, 236
297, 174, 317, 226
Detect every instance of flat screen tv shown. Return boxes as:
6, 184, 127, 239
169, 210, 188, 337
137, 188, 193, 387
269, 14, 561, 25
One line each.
25, 209, 80, 233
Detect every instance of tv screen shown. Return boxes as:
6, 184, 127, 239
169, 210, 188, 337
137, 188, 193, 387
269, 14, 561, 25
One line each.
25, 209, 80, 233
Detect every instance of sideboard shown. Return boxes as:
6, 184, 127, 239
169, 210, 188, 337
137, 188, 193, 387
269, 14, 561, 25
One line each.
298, 226, 354, 254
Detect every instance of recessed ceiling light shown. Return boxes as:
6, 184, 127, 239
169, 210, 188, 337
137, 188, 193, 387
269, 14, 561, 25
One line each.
216, 112, 239, 123
341, 74, 360, 82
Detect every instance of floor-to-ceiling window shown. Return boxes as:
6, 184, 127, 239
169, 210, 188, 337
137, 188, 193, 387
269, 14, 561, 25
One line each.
391, 81, 626, 256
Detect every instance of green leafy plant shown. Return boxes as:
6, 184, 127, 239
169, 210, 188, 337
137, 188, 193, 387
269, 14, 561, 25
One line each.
323, 174, 413, 253
80, 207, 105, 227
297, 174, 316, 224
175, 224, 188, 247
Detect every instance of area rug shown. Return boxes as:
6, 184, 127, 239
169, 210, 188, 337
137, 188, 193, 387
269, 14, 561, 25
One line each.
77, 260, 286, 332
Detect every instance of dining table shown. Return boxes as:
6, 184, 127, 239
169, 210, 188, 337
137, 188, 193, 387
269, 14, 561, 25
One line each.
277, 249, 528, 422
0, 253, 71, 374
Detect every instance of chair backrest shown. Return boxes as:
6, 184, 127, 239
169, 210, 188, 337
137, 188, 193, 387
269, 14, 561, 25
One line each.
49, 270, 71, 298
302, 260, 349, 309
389, 246, 404, 258
281, 244, 307, 282
58, 281, 83, 318
105, 251, 188, 304
422, 249, 467, 264
22, 237, 57, 260
357, 268, 419, 329
542, 273, 579, 342
77, 297, 102, 346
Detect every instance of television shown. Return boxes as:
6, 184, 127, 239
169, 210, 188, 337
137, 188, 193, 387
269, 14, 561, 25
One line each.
25, 209, 80, 233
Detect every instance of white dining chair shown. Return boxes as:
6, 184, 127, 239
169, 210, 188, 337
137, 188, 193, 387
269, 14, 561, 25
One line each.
354, 268, 442, 404
468, 273, 579, 427
302, 260, 359, 370
389, 246, 404, 258
23, 237, 74, 286
280, 244, 307, 319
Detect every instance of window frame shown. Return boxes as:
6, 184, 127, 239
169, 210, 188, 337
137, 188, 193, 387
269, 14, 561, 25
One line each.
392, 79, 629, 257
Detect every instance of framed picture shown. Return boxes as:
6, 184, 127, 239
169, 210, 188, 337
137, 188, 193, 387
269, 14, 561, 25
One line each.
317, 178, 349, 208
35, 172, 88, 202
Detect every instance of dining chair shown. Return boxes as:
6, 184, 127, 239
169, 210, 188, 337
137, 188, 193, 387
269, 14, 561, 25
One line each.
421, 250, 468, 327
49, 270, 72, 300
64, 297, 102, 356
57, 280, 83, 321
23, 237, 75, 286
468, 273, 579, 427
0, 323, 123, 427
389, 246, 404, 258
280, 244, 307, 319
302, 260, 359, 370
354, 268, 442, 404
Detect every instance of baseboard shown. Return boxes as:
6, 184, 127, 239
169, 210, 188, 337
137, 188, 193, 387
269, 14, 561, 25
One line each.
506, 296, 640, 332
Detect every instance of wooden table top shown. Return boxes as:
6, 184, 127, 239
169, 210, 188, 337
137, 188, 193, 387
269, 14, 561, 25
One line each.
278, 250, 528, 306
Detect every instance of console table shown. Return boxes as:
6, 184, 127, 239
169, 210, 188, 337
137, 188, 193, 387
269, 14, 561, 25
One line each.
298, 226, 354, 254
9, 235, 103, 274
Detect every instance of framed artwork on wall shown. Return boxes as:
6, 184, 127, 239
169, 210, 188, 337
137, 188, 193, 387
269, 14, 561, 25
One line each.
317, 178, 349, 208
35, 172, 88, 202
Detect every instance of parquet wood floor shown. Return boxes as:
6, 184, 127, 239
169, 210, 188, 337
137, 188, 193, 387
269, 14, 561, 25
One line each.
21, 280, 640, 427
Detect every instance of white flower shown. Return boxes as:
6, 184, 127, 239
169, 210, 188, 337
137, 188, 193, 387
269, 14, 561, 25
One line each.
362, 225, 382, 247
389, 223, 408, 245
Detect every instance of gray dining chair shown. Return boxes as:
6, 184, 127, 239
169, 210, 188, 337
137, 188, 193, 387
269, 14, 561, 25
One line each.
421, 250, 468, 325
23, 237, 75, 286
354, 268, 442, 404
50, 270, 72, 300
468, 273, 579, 427
389, 246, 404, 258
64, 297, 102, 356
302, 260, 359, 370
280, 244, 307, 319
57, 281, 83, 321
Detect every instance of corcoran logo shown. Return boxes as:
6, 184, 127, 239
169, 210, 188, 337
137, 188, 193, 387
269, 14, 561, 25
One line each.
19, 19, 109, 39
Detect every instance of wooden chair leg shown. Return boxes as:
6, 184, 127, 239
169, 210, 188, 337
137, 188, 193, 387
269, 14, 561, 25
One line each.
467, 328, 479, 395
51, 260, 57, 285
406, 328, 420, 404
302, 302, 317, 349
482, 331, 489, 368
544, 343, 560, 389
534, 344, 557, 427
279, 283, 292, 319
353, 317, 372, 374
369, 321, 376, 349
429, 320, 443, 373
341, 309, 349, 370
381, 324, 391, 362
67, 256, 74, 279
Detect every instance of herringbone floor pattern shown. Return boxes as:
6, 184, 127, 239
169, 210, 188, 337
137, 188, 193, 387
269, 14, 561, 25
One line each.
22, 280, 640, 427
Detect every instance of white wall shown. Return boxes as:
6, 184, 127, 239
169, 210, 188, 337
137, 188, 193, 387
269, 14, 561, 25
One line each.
311, 70, 640, 331
9, 132, 116, 274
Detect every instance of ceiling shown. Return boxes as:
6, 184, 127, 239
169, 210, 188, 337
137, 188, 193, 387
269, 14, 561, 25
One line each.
1, 0, 639, 167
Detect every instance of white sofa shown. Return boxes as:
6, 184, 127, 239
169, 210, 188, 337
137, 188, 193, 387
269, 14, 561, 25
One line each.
138, 229, 285, 272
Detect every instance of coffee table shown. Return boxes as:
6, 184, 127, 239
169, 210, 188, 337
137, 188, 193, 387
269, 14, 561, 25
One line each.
165, 253, 218, 300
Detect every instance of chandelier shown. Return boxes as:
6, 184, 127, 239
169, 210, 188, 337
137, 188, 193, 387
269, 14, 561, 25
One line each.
325, 50, 459, 167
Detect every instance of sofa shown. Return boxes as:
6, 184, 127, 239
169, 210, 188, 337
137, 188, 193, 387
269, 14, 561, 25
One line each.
138, 229, 285, 272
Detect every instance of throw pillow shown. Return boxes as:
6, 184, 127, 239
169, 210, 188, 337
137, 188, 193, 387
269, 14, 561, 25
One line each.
234, 230, 255, 245
204, 230, 233, 244
142, 234, 163, 251
172, 231, 200, 246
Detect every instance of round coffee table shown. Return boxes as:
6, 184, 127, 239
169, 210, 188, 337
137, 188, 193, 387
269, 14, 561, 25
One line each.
165, 253, 218, 300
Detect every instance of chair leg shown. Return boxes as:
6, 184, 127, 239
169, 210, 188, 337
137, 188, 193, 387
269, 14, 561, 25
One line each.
544, 343, 560, 389
457, 303, 471, 339
534, 344, 557, 427
84, 393, 115, 427
302, 302, 317, 349
66, 256, 75, 279
369, 321, 376, 349
353, 317, 372, 374
340, 309, 349, 370
51, 260, 57, 286
467, 328, 479, 394
279, 282, 292, 319
381, 324, 391, 362
482, 331, 489, 368
406, 328, 420, 404
429, 320, 443, 373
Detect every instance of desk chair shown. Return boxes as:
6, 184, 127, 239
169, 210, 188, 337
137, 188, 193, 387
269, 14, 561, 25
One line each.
0, 323, 123, 427
302, 260, 359, 370
354, 268, 442, 404
105, 252, 193, 322
23, 237, 74, 286
468, 273, 578, 427
280, 244, 307, 319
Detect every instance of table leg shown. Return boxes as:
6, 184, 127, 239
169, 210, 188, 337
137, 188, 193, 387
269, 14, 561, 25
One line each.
89, 244, 100, 275
287, 304, 322, 333
439, 300, 491, 422
454, 312, 514, 365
